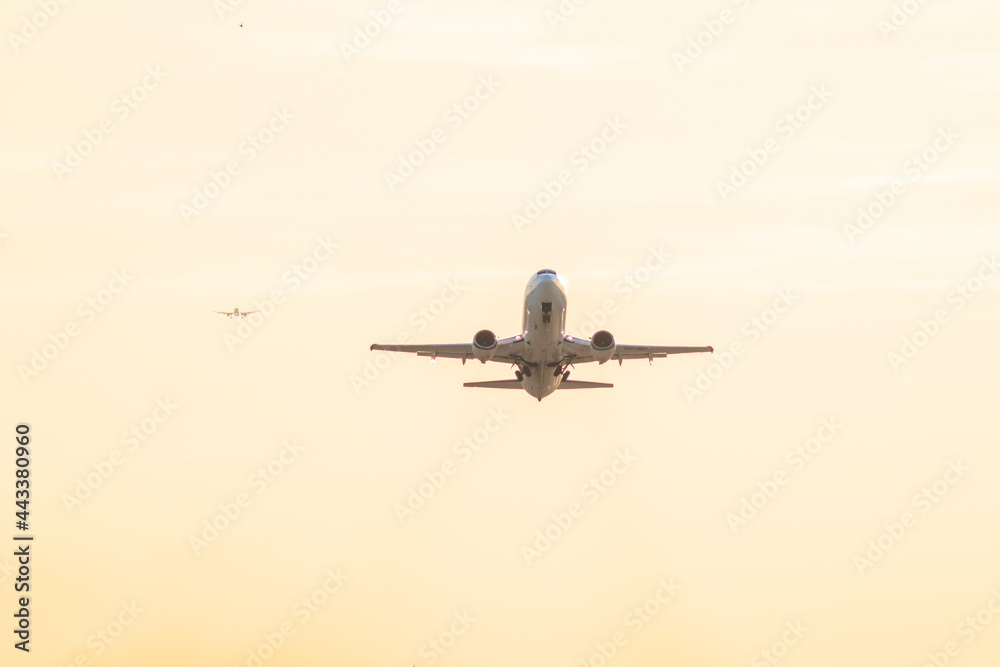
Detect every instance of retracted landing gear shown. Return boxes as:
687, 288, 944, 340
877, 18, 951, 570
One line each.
541, 301, 552, 324
552, 357, 574, 381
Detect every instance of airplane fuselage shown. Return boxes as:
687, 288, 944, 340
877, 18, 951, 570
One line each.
519, 271, 570, 400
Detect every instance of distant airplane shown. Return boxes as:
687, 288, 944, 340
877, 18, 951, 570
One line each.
215, 307, 258, 319
370, 269, 713, 401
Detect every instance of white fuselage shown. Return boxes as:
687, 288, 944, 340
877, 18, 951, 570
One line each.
519, 272, 570, 400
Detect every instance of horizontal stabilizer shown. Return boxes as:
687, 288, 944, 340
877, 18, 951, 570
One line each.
556, 380, 613, 389
462, 379, 613, 390
463, 380, 524, 389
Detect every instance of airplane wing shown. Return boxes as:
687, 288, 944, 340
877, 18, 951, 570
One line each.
370, 335, 527, 365
214, 311, 232, 315
242, 311, 259, 315
560, 335, 713, 365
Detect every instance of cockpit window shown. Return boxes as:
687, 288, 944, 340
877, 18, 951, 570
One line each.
535, 269, 556, 276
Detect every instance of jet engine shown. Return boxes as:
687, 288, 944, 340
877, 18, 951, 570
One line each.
590, 329, 616, 364
472, 329, 498, 363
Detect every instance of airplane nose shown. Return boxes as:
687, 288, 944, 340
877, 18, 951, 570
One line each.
535, 278, 561, 298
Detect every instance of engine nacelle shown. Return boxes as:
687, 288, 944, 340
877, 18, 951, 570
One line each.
472, 329, 498, 363
590, 329, 616, 364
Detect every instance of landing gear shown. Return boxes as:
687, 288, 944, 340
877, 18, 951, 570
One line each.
515, 370, 523, 382
553, 365, 562, 378
562, 370, 570, 381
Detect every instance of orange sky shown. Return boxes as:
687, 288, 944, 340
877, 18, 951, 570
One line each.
3, 1, 1000, 666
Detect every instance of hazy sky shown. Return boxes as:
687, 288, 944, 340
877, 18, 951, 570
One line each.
3, 1, 1000, 666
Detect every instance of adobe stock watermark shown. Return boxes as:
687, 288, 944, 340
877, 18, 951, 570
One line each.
751, 620, 808, 667
567, 245, 671, 340
189, 439, 306, 556
877, 0, 932, 41
54, 601, 144, 667
214, 0, 249, 20
61, 398, 178, 515
394, 408, 511, 524
843, 126, 959, 241
8, 0, 72, 53
682, 288, 797, 403
417, 610, 476, 666
672, 0, 755, 73
233, 567, 349, 667
580, 578, 681, 667
351, 278, 467, 394
544, 0, 588, 30
521, 449, 637, 565
384, 75, 500, 192
51, 66, 167, 182
512, 116, 628, 233
223, 234, 338, 352
717, 84, 832, 202
887, 255, 998, 372
726, 417, 842, 535
178, 107, 294, 223
852, 459, 970, 575
340, 0, 410, 62
17, 270, 133, 385
918, 588, 1000, 667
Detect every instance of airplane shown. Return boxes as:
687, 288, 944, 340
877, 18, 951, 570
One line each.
214, 307, 259, 319
369, 269, 713, 401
